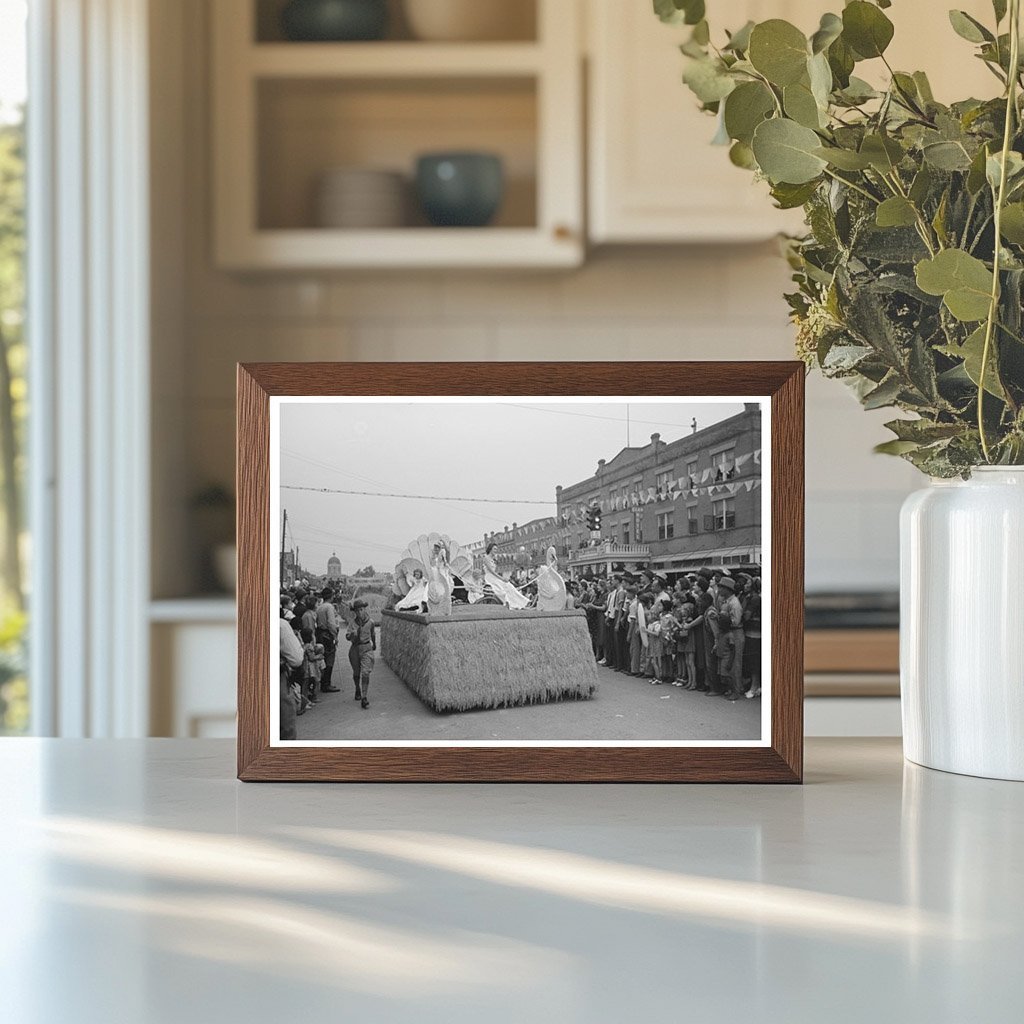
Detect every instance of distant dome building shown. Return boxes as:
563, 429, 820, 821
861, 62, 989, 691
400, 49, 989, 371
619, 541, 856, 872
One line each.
327, 553, 343, 581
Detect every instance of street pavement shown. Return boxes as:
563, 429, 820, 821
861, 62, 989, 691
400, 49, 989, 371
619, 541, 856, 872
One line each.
297, 635, 762, 743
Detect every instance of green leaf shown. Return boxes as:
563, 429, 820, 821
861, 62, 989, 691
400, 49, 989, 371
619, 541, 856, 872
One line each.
967, 144, 991, 194
836, 76, 879, 105
784, 80, 824, 129
810, 12, 843, 54
860, 133, 904, 173
682, 57, 736, 104
940, 325, 1005, 398
729, 140, 757, 169
1000, 203, 1024, 244
691, 19, 710, 45
915, 249, 994, 322
827, 35, 855, 89
993, 0, 1008, 24
862, 374, 903, 409
909, 164, 933, 205
723, 20, 755, 53
923, 140, 972, 171
842, 1, 895, 59
913, 71, 935, 104
653, 0, 705, 26
986, 150, 1024, 191
814, 146, 872, 170
807, 51, 833, 109
932, 190, 950, 247
948, 10, 994, 44
748, 20, 809, 86
884, 418, 963, 443
751, 118, 828, 184
874, 439, 922, 455
723, 81, 775, 144
876, 197, 918, 228
770, 180, 820, 209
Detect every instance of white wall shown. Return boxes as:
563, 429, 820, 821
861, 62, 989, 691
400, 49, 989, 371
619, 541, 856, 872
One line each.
154, 0, 920, 600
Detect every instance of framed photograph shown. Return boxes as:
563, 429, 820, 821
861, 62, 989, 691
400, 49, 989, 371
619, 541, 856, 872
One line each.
237, 362, 803, 782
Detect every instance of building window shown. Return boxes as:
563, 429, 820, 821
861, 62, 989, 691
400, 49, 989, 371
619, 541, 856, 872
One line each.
622, 522, 630, 545
686, 459, 698, 487
712, 448, 737, 481
657, 512, 674, 540
656, 469, 674, 494
687, 504, 698, 535
713, 497, 736, 530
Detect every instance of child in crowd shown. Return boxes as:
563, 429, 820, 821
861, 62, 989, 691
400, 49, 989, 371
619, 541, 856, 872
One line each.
658, 601, 678, 683
300, 627, 321, 707
644, 599, 664, 683
675, 602, 700, 690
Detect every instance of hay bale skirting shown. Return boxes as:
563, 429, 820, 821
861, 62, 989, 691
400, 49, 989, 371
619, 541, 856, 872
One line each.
380, 607, 599, 713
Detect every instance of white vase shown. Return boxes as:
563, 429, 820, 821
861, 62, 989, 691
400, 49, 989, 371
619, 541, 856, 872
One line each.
900, 467, 1024, 781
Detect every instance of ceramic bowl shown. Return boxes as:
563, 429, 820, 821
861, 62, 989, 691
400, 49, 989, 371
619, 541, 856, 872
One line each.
281, 0, 388, 42
403, 0, 535, 42
415, 152, 504, 228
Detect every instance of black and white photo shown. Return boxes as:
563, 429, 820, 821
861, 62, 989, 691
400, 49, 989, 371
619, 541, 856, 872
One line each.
270, 395, 770, 748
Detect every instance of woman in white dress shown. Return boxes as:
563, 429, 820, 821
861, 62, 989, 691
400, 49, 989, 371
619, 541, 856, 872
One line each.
395, 568, 428, 612
482, 542, 530, 609
535, 546, 567, 612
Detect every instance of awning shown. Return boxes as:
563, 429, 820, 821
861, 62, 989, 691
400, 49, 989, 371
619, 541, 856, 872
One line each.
650, 545, 761, 568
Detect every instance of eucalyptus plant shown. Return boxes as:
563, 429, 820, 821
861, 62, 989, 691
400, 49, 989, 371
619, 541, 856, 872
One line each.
657, 0, 1024, 475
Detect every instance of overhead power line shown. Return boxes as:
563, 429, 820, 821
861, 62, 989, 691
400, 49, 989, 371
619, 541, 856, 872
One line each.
282, 484, 554, 505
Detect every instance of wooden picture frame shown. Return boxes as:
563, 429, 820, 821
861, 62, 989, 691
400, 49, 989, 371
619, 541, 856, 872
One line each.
237, 362, 804, 782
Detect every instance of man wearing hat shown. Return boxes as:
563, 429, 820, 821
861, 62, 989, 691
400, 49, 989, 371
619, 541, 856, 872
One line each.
345, 600, 376, 709
715, 575, 745, 701
315, 587, 342, 693
654, 572, 671, 609
602, 574, 624, 668
695, 573, 717, 693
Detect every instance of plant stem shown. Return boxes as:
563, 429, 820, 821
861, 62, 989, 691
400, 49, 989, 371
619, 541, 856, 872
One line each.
822, 167, 881, 205
978, 0, 1021, 462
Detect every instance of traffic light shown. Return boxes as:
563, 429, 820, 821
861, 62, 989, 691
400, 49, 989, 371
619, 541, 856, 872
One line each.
586, 503, 602, 532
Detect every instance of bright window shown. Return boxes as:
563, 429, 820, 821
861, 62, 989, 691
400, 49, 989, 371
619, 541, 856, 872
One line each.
0, 0, 27, 735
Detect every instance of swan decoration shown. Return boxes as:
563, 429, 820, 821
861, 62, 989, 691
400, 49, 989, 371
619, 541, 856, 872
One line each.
393, 533, 473, 616
535, 545, 567, 612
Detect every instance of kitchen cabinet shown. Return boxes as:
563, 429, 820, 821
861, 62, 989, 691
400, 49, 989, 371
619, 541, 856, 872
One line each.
586, 0, 998, 244
211, 0, 584, 269
587, 0, 813, 243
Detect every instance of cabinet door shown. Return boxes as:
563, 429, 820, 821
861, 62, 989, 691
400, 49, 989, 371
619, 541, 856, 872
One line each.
588, 0, 811, 243
588, 0, 995, 244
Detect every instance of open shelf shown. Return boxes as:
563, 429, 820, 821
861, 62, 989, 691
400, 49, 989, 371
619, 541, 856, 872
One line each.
256, 76, 538, 232
213, 0, 582, 268
254, 0, 539, 45
249, 41, 544, 77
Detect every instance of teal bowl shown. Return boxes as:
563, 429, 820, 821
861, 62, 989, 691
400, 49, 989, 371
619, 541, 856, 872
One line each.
415, 153, 505, 228
281, 0, 388, 42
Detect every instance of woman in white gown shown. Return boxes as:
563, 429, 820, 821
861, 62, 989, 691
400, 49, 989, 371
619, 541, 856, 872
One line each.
535, 545, 567, 612
395, 568, 428, 611
482, 542, 530, 609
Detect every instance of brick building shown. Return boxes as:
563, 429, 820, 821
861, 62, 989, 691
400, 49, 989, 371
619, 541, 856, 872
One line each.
556, 405, 762, 578
482, 516, 563, 570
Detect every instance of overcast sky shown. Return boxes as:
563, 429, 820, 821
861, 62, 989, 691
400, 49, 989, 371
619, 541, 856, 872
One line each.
278, 399, 747, 575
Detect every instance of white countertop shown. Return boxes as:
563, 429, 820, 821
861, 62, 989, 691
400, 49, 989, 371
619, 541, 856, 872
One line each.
1, 738, 1020, 1023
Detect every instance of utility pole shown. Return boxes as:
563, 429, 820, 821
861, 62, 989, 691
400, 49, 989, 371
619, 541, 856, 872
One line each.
626, 404, 631, 447
280, 508, 288, 585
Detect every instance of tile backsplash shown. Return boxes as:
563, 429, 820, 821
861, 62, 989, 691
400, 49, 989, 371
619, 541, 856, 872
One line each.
180, 246, 917, 594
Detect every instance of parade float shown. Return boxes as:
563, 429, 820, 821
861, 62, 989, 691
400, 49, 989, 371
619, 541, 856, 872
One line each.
382, 533, 597, 713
